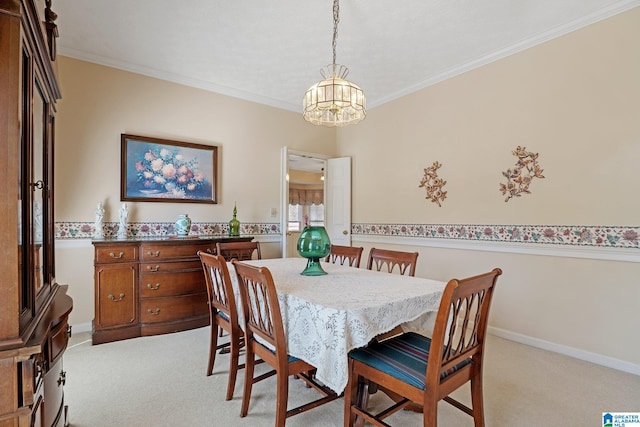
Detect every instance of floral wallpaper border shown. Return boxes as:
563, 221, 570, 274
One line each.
56, 221, 639, 250
352, 223, 639, 249
56, 221, 281, 240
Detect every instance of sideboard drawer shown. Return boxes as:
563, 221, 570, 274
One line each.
140, 260, 202, 273
140, 270, 206, 297
95, 245, 139, 264
140, 293, 208, 324
140, 242, 214, 262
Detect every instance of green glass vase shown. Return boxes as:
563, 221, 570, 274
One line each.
229, 204, 240, 237
296, 226, 331, 276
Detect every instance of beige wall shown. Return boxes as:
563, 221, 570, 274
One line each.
340, 8, 640, 225
55, 57, 336, 224
54, 57, 336, 325
354, 240, 639, 366
54, 8, 640, 372
342, 9, 640, 368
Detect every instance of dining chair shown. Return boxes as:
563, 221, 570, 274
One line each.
366, 247, 419, 276
214, 241, 260, 341
216, 241, 262, 261
326, 245, 364, 268
344, 268, 503, 427
232, 260, 340, 427
198, 251, 245, 401
366, 247, 420, 341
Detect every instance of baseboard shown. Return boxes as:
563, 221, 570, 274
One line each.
489, 326, 640, 376
71, 322, 93, 334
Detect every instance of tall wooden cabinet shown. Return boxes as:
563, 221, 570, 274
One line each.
0, 1, 73, 426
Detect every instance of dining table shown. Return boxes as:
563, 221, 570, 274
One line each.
227, 257, 447, 394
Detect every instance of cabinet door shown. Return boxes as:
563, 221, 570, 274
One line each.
18, 44, 55, 327
43, 358, 66, 427
95, 263, 138, 328
31, 393, 44, 427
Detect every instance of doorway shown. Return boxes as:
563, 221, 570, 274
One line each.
281, 148, 351, 258
282, 149, 327, 258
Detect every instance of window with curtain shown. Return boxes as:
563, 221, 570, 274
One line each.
288, 186, 324, 231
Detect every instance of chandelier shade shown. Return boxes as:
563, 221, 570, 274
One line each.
303, 65, 366, 127
302, 0, 365, 127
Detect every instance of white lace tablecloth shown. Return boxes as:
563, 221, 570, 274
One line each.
228, 258, 446, 394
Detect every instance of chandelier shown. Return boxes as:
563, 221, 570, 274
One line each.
303, 0, 366, 127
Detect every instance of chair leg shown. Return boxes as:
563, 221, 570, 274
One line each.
275, 371, 289, 427
423, 392, 437, 427
470, 369, 485, 427
226, 335, 240, 401
240, 348, 255, 417
207, 322, 219, 376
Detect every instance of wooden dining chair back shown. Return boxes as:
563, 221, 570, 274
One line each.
344, 268, 502, 427
366, 247, 419, 276
198, 251, 244, 401
216, 241, 262, 261
326, 245, 364, 268
232, 260, 339, 427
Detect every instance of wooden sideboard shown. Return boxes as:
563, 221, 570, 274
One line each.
92, 236, 252, 345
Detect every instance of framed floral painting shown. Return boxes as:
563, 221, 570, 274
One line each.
121, 134, 217, 203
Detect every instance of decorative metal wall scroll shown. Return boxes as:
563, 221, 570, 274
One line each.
419, 161, 447, 207
499, 146, 545, 202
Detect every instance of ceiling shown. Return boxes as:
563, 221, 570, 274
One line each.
288, 154, 326, 174
55, 1, 638, 113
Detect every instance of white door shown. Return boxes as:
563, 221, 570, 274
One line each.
325, 157, 351, 246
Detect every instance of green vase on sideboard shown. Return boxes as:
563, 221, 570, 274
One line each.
229, 204, 240, 236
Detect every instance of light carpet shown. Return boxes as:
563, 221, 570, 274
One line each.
64, 327, 640, 426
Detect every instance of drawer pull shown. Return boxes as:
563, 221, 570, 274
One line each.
35, 359, 44, 377
206, 248, 213, 254
147, 283, 161, 290
147, 265, 160, 272
108, 293, 125, 302
109, 251, 124, 259
66, 324, 73, 338
57, 370, 66, 387
147, 250, 161, 257
147, 308, 161, 316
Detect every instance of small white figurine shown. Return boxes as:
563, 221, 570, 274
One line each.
117, 203, 128, 239
94, 202, 105, 238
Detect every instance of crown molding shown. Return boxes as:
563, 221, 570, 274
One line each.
369, 0, 640, 108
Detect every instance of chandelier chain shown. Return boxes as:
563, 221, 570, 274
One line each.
332, 0, 339, 68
